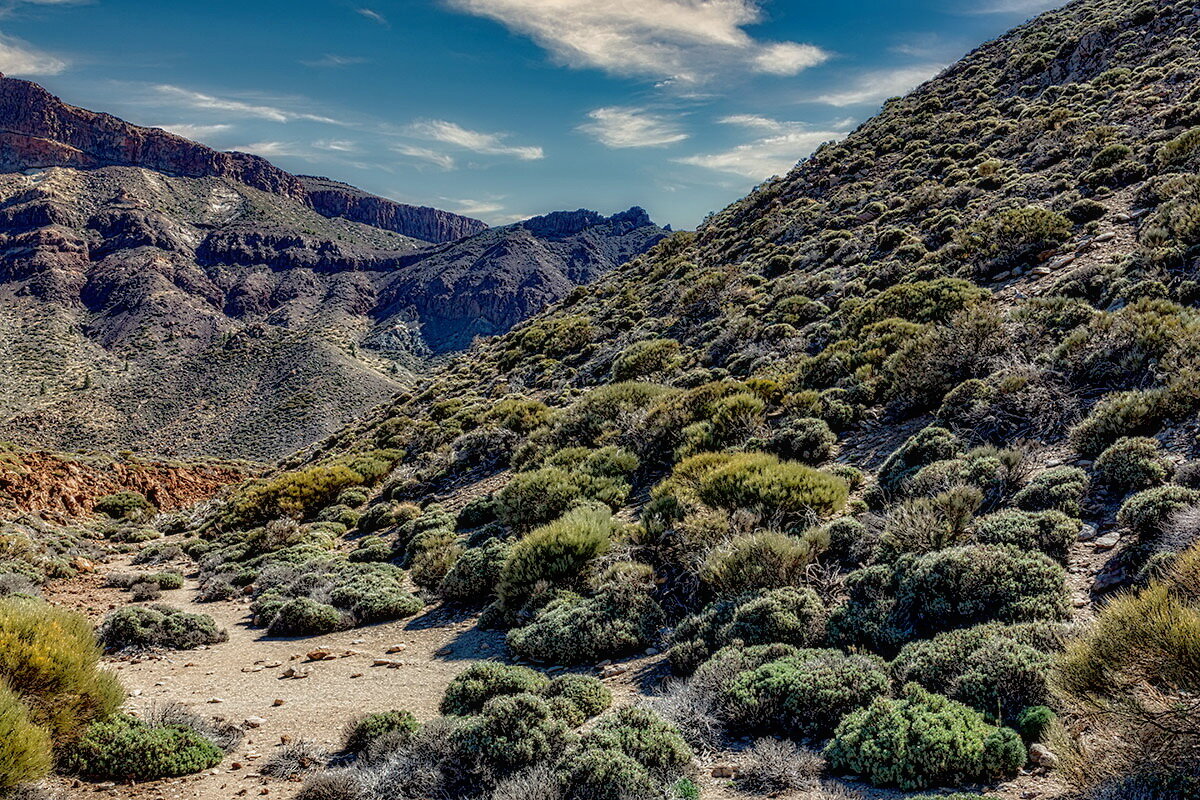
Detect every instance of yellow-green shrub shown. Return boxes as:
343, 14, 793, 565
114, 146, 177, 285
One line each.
0, 598, 122, 744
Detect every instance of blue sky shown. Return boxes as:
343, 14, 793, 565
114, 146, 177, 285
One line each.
0, 0, 1062, 228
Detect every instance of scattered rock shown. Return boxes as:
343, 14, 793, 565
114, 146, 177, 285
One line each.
386, 644, 406, 654
273, 699, 285, 707
1030, 743, 1058, 768
711, 765, 738, 778
244, 717, 267, 729
1093, 531, 1120, 551
1077, 524, 1098, 541
208, 697, 225, 704
305, 649, 330, 662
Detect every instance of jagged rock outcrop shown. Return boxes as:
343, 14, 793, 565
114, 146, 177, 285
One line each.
301, 176, 489, 245
0, 75, 484, 244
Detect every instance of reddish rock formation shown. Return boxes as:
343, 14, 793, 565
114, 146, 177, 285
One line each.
0, 447, 247, 518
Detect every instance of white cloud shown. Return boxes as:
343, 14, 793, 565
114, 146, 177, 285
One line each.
967, 0, 1063, 14
443, 0, 828, 83
578, 106, 688, 149
152, 84, 342, 125
227, 141, 306, 157
676, 115, 846, 180
313, 139, 359, 152
752, 42, 827, 76
408, 119, 544, 160
302, 54, 369, 68
155, 122, 232, 140
393, 143, 456, 170
0, 31, 66, 74
356, 7, 389, 26
719, 113, 787, 131
452, 198, 506, 216
813, 64, 944, 107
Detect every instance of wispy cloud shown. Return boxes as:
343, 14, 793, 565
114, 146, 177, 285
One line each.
578, 106, 688, 149
812, 64, 943, 107
676, 115, 846, 180
393, 143, 456, 170
408, 119, 544, 160
301, 54, 369, 68
965, 0, 1063, 14
356, 7, 389, 26
0, 31, 66, 74
155, 122, 233, 140
313, 139, 359, 152
227, 140, 307, 158
443, 0, 828, 84
151, 84, 343, 124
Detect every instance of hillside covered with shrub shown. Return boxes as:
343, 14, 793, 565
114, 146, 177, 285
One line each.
7, 0, 1200, 797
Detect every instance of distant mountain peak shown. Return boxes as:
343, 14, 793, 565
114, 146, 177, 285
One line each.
519, 207, 657, 238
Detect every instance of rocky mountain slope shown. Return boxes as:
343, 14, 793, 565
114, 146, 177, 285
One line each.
0, 79, 668, 461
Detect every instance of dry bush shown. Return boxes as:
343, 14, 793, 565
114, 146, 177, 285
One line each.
736, 738, 824, 793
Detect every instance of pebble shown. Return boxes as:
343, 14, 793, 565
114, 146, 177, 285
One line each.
1077, 524, 1098, 542
1093, 531, 1121, 551
244, 717, 267, 728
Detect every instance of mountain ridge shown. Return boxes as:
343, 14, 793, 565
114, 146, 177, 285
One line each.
0, 75, 487, 244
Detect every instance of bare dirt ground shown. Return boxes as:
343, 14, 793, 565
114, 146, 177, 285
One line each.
42, 546, 674, 799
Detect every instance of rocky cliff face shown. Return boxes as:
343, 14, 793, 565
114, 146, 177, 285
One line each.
0, 76, 484, 244
301, 176, 489, 245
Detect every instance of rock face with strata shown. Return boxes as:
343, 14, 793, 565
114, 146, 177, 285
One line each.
0, 79, 669, 460
0, 75, 484, 243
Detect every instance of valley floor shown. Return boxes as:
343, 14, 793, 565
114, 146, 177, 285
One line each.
39, 536, 1079, 800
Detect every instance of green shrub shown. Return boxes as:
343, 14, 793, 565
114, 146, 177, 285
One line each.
574, 707, 693, 784
831, 545, 1068, 652
438, 538, 511, 603
1013, 467, 1089, 515
343, 710, 419, 754
956, 206, 1072, 276
693, 452, 848, 521
825, 684, 1025, 789
877, 426, 959, 494
849, 278, 991, 329
496, 507, 616, 615
267, 598, 347, 636
497, 450, 636, 531
0, 685, 51, 789
724, 648, 891, 738
1017, 705, 1055, 743
612, 338, 682, 381
557, 747, 659, 800
766, 417, 837, 464
1095, 436, 1171, 491
668, 587, 826, 675
507, 574, 663, 665
98, 605, 226, 651
542, 675, 612, 726
64, 713, 223, 780
458, 693, 570, 773
972, 509, 1078, 561
892, 622, 1064, 723
701, 530, 826, 596
1117, 485, 1200, 539
94, 491, 155, 520
440, 662, 550, 716
0, 599, 123, 743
